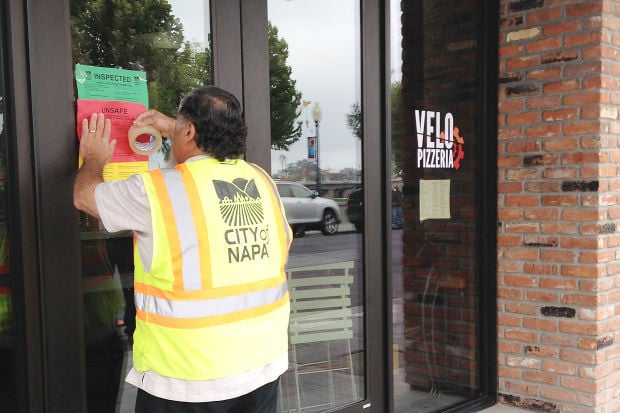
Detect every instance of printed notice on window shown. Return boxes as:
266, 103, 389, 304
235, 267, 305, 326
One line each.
419, 179, 451, 222
75, 64, 151, 181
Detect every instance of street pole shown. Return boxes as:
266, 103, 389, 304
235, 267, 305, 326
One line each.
312, 103, 322, 195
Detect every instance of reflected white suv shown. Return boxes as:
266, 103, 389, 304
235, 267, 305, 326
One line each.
275, 181, 341, 237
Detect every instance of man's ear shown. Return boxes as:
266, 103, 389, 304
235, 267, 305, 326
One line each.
184, 121, 197, 144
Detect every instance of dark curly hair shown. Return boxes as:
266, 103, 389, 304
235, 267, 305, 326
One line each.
177, 86, 247, 161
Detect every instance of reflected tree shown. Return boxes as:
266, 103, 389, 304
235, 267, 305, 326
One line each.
269, 23, 303, 151
70, 0, 199, 118
346, 81, 404, 177
70, 2, 303, 151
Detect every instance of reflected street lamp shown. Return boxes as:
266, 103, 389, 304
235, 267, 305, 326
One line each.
312, 103, 322, 194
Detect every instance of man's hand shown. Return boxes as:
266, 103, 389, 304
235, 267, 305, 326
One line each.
73, 113, 115, 218
133, 109, 176, 138
80, 112, 115, 165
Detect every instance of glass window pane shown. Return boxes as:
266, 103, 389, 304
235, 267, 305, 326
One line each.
267, 1, 364, 411
70, 1, 211, 410
0, 28, 16, 411
392, 0, 484, 411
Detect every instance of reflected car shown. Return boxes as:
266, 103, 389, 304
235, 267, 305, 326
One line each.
346, 187, 363, 232
275, 181, 341, 237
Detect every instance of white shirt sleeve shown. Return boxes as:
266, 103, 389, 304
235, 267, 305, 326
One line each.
94, 174, 151, 235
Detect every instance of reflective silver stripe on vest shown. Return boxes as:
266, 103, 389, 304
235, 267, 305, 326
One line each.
159, 169, 202, 290
135, 282, 288, 318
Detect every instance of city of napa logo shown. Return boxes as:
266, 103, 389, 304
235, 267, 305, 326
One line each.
213, 178, 270, 263
414, 109, 465, 170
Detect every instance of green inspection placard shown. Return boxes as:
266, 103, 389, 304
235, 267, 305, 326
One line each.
75, 64, 148, 105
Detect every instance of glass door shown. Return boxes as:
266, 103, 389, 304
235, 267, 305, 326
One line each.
0, 21, 16, 411
267, 1, 365, 411
391, 0, 498, 411
70, 1, 213, 410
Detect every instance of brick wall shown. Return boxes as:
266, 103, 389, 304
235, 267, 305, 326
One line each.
497, 0, 620, 411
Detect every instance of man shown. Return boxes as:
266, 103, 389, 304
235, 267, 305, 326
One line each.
74, 86, 293, 412
391, 183, 403, 229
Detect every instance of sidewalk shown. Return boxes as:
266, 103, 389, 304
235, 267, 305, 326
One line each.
481, 405, 530, 413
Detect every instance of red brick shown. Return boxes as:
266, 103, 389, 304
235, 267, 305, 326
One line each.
504, 380, 539, 395
505, 195, 540, 207
498, 369, 522, 382
539, 278, 577, 290
540, 386, 578, 403
527, 68, 562, 80
505, 141, 541, 152
500, 44, 523, 57
565, 32, 603, 48
560, 376, 598, 393
500, 99, 524, 112
541, 195, 578, 207
563, 121, 602, 135
524, 209, 559, 220
526, 37, 562, 53
559, 319, 601, 336
543, 79, 580, 93
561, 292, 604, 306
498, 182, 523, 193
524, 181, 560, 192
561, 209, 606, 221
523, 318, 558, 332
565, 2, 603, 18
505, 329, 540, 342
542, 108, 578, 122
542, 360, 577, 375
498, 314, 523, 327
506, 55, 541, 70
498, 286, 524, 299
543, 167, 578, 179
560, 349, 597, 365
525, 124, 561, 138
542, 138, 579, 151
506, 111, 541, 125
504, 301, 539, 316
523, 371, 558, 385
525, 290, 559, 303
505, 274, 538, 287
563, 91, 608, 105
561, 265, 605, 278
540, 250, 576, 262
540, 221, 578, 234
528, 8, 563, 25
541, 333, 577, 348
543, 20, 581, 36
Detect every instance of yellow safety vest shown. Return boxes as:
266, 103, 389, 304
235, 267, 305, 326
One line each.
0, 290, 8, 334
132, 158, 292, 380
0, 225, 10, 334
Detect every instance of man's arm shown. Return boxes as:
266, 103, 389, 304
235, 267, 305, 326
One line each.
73, 113, 115, 218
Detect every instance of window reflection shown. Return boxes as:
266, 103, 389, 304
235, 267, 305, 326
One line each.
268, 1, 364, 411
70, 1, 211, 410
0, 75, 15, 410
392, 0, 483, 411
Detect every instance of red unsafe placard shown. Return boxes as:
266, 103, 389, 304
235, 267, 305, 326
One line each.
77, 99, 149, 163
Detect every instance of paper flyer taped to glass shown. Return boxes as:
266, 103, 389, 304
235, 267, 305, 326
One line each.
419, 179, 451, 222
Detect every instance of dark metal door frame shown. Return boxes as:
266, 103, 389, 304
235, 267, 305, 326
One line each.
7, 0, 392, 411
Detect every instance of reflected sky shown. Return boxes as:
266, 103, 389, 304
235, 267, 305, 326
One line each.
268, 0, 361, 173
166, 0, 402, 173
